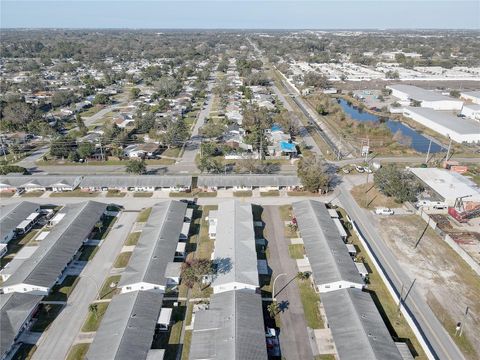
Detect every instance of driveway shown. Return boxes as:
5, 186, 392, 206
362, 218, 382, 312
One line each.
262, 206, 314, 360
32, 211, 138, 360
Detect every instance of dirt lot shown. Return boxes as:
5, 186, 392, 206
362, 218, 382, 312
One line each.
377, 215, 480, 359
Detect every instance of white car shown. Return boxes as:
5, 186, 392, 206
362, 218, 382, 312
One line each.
364, 167, 373, 173
375, 207, 394, 215
342, 168, 350, 174
355, 165, 364, 173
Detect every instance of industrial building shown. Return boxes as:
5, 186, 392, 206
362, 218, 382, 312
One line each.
403, 107, 480, 143
118, 201, 187, 293
210, 200, 259, 294
387, 84, 464, 110
0, 201, 40, 244
293, 200, 364, 293
189, 290, 267, 360
86, 290, 166, 360
460, 91, 480, 105
1, 201, 106, 295
461, 104, 480, 121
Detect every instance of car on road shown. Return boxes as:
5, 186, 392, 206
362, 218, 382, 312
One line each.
355, 165, 364, 173
375, 207, 394, 215
364, 167, 373, 173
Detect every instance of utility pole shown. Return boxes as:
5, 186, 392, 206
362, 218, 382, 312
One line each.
397, 283, 405, 315
445, 137, 452, 162
459, 306, 469, 337
98, 139, 104, 161
425, 139, 432, 164
0, 138, 7, 161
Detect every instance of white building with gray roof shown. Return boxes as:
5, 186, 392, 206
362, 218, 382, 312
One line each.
0, 201, 40, 244
321, 288, 403, 360
189, 290, 267, 360
211, 200, 259, 294
293, 200, 364, 293
0, 176, 82, 192
387, 84, 464, 110
119, 201, 187, 294
197, 175, 301, 191
80, 175, 192, 192
1, 201, 106, 295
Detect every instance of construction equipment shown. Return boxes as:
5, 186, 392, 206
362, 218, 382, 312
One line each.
448, 195, 480, 223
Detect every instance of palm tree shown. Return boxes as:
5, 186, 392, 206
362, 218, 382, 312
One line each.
267, 302, 279, 319
296, 271, 310, 281
89, 303, 98, 319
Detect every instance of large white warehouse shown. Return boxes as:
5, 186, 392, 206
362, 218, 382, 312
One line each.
460, 91, 480, 105
387, 84, 464, 111
403, 107, 480, 143
461, 104, 480, 121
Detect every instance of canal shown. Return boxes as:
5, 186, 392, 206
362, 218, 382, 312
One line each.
337, 99, 444, 153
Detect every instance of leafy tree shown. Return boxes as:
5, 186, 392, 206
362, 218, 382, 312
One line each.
303, 72, 330, 89
130, 87, 141, 100
385, 70, 400, 79
135, 112, 155, 133
68, 150, 79, 162
0, 164, 28, 175
51, 90, 76, 108
162, 119, 189, 148
50, 136, 76, 158
200, 122, 224, 139
374, 165, 423, 203
89, 304, 98, 319
297, 271, 311, 281
181, 259, 214, 289
77, 142, 95, 159
198, 156, 223, 173
93, 93, 111, 105
449, 90, 460, 98
297, 154, 331, 193
76, 114, 88, 136
125, 159, 147, 174
154, 76, 182, 98
1, 102, 36, 127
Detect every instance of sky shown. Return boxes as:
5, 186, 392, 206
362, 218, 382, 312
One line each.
1, 1, 479, 29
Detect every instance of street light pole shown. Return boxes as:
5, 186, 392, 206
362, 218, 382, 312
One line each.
272, 273, 287, 301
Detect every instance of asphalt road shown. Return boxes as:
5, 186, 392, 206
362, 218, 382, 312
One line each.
337, 179, 465, 360
83, 103, 122, 127
31, 211, 138, 360
262, 206, 314, 359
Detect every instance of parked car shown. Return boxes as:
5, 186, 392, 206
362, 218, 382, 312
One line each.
364, 167, 373, 173
375, 207, 394, 215
355, 165, 364, 173
342, 168, 350, 174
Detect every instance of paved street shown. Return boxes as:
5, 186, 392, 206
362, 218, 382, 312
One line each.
31, 211, 138, 360
337, 178, 464, 360
83, 103, 122, 127
262, 206, 314, 360
15, 146, 50, 168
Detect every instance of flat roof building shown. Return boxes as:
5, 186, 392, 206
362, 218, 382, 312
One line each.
387, 84, 463, 111
460, 91, 480, 105
0, 201, 40, 244
189, 290, 267, 360
293, 200, 364, 293
403, 107, 480, 143
211, 200, 259, 294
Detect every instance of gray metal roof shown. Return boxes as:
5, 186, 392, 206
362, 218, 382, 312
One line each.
388, 84, 460, 102
0, 175, 82, 189
0, 292, 43, 358
189, 291, 267, 360
81, 175, 192, 188
321, 288, 402, 360
0, 201, 39, 243
197, 175, 300, 188
118, 201, 187, 288
212, 201, 259, 289
293, 200, 363, 286
2, 201, 106, 289
404, 107, 480, 135
86, 291, 164, 360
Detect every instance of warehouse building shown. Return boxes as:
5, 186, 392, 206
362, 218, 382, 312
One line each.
460, 91, 480, 105
197, 175, 301, 191
461, 104, 480, 121
211, 200, 259, 294
293, 200, 364, 293
387, 84, 464, 110
86, 290, 166, 360
321, 288, 403, 360
0, 292, 44, 359
403, 107, 480, 143
189, 290, 267, 360
410, 168, 480, 206
118, 201, 187, 294
0, 201, 40, 244
1, 201, 106, 295
80, 175, 192, 192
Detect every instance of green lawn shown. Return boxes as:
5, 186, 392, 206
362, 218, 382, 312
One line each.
181, 330, 193, 360
78, 245, 99, 261
125, 232, 141, 246
66, 343, 90, 360
98, 275, 121, 300
279, 205, 292, 221
21, 191, 44, 197
196, 206, 217, 260
50, 189, 99, 197
233, 190, 252, 197
81, 302, 109, 332
113, 252, 132, 268
297, 279, 323, 329
44, 276, 79, 302
106, 189, 126, 197
132, 191, 153, 198
161, 147, 181, 158
30, 304, 64, 332
287, 190, 319, 196
260, 190, 280, 197
288, 244, 305, 259
136, 207, 152, 222
169, 190, 217, 198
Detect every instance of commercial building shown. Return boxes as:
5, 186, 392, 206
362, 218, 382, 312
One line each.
80, 175, 192, 192
410, 168, 480, 206
460, 91, 480, 105
387, 84, 464, 110
321, 288, 403, 360
403, 107, 480, 143
189, 290, 267, 360
1, 201, 106, 295
118, 201, 187, 294
211, 200, 259, 294
0, 201, 40, 244
293, 200, 364, 293
86, 290, 166, 360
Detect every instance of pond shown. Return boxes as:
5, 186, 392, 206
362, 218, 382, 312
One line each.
337, 99, 444, 153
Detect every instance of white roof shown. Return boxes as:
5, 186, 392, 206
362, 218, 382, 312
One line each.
355, 262, 368, 275
15, 246, 38, 259
157, 307, 172, 325
333, 218, 347, 238
410, 168, 480, 202
36, 231, 49, 241
328, 209, 339, 218
346, 243, 357, 254
176, 242, 186, 253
